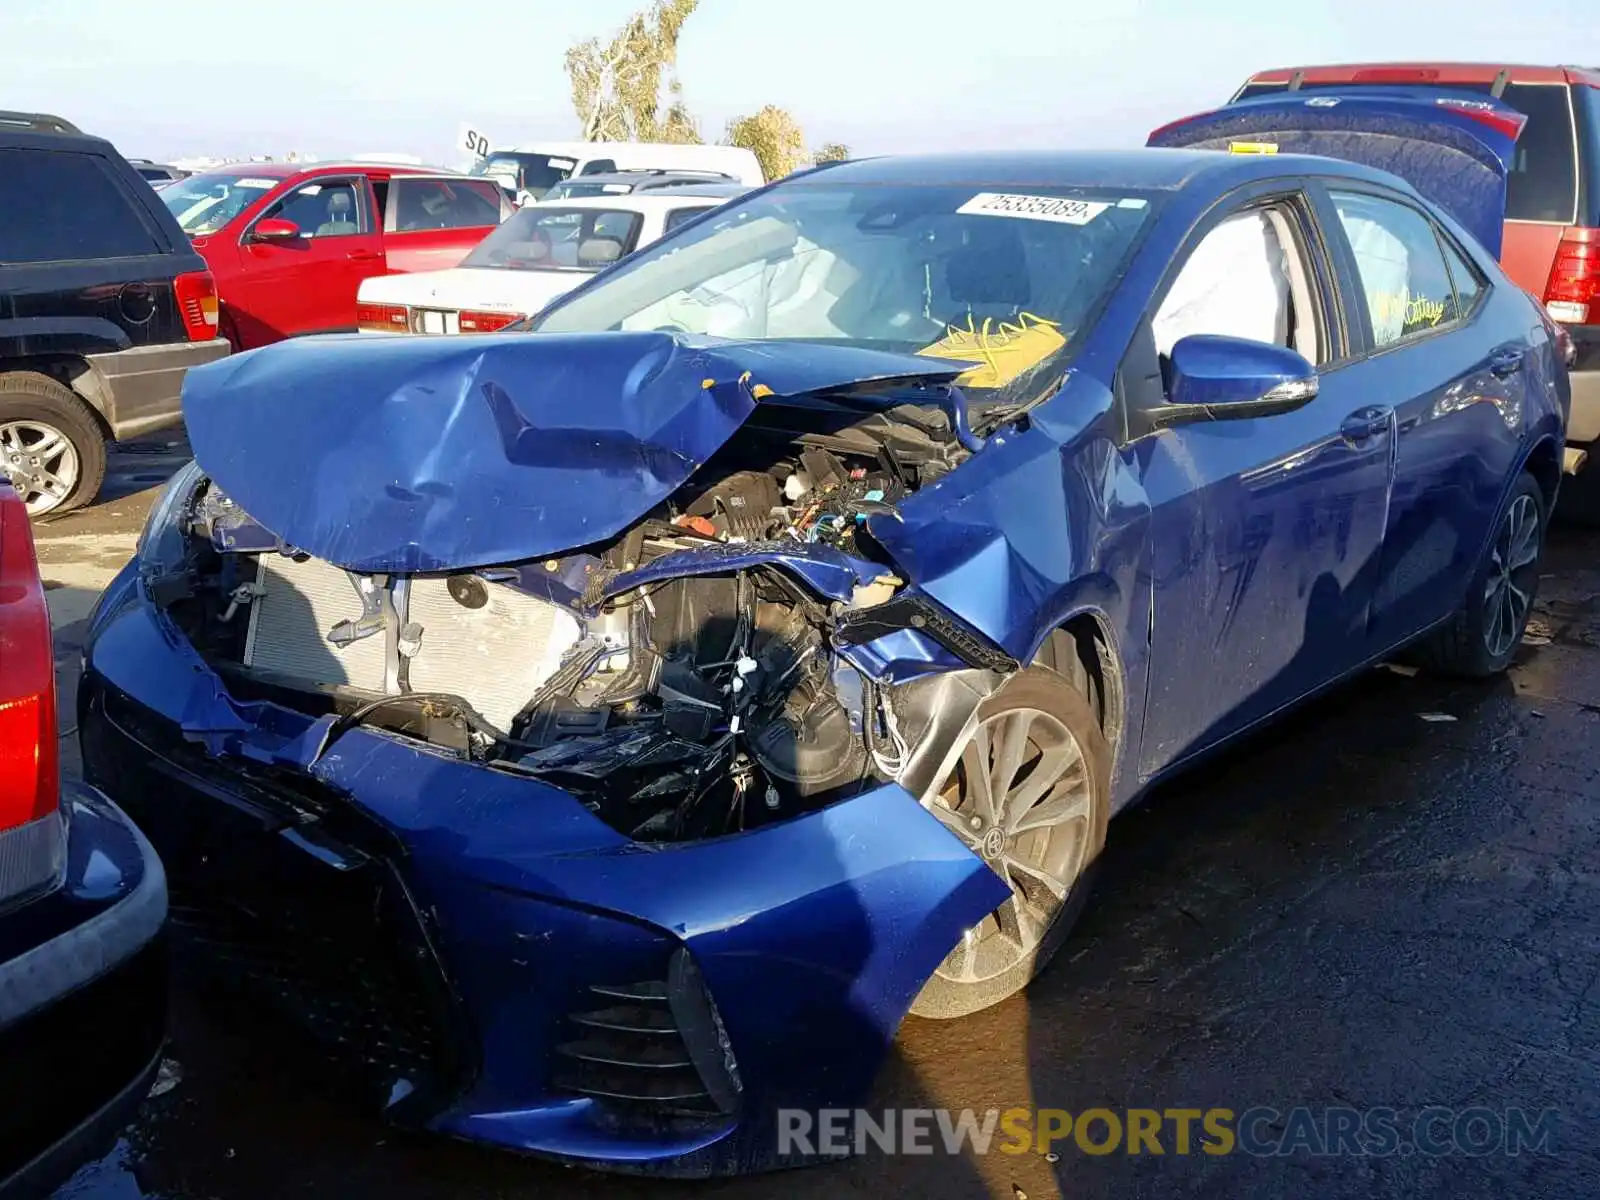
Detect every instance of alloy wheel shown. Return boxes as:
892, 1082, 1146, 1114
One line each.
1483, 492, 1540, 659
0, 419, 79, 516
927, 706, 1094, 987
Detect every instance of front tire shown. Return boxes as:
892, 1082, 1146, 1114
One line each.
909, 668, 1111, 1020
1415, 472, 1545, 678
0, 371, 108, 516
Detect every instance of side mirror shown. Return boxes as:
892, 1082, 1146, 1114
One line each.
251, 218, 301, 243
1159, 334, 1319, 426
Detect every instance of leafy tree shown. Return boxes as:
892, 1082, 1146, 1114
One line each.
812, 142, 850, 164
566, 0, 702, 143
725, 105, 809, 180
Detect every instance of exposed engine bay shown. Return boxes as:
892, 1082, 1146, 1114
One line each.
158, 401, 976, 842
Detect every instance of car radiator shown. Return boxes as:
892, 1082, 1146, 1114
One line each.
243, 553, 581, 730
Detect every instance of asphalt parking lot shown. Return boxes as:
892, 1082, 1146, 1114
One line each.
39, 443, 1600, 1200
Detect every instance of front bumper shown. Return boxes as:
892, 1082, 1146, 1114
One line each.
77, 565, 1006, 1175
85, 338, 231, 441
0, 783, 169, 1198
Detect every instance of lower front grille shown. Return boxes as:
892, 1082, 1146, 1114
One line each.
555, 981, 722, 1117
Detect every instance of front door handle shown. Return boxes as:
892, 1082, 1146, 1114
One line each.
1488, 346, 1524, 377
1340, 405, 1393, 443
346, 250, 382, 263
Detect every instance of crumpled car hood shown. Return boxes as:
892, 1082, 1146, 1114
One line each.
182, 331, 965, 573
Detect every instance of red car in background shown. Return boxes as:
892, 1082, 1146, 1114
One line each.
159, 164, 509, 350
1233, 63, 1599, 482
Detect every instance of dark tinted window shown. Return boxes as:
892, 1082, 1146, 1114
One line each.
1497, 82, 1578, 222
1236, 82, 1289, 99
582, 159, 617, 176
0, 149, 161, 264
664, 206, 713, 233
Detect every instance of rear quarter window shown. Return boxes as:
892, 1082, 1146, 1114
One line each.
0, 148, 163, 264
1498, 82, 1578, 223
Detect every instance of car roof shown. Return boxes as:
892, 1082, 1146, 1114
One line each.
1244, 62, 1600, 88
180, 162, 460, 180
800, 149, 1401, 194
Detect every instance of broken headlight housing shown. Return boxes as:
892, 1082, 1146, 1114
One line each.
135, 459, 206, 578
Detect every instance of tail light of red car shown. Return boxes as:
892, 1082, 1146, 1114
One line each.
0, 485, 63, 904
357, 302, 410, 333
174, 269, 221, 342
457, 310, 524, 334
1544, 228, 1598, 326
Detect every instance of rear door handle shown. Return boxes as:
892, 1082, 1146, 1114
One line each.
1340, 405, 1393, 443
1488, 346, 1524, 377
346, 250, 382, 262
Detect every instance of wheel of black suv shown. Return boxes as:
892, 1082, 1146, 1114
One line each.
909, 667, 1111, 1020
0, 371, 107, 517
1415, 472, 1546, 678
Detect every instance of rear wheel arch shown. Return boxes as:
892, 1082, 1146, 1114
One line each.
1523, 435, 1562, 513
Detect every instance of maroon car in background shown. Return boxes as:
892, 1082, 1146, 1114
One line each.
157, 163, 510, 350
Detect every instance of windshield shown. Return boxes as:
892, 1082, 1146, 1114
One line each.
470, 153, 577, 200
161, 171, 280, 234
462, 205, 644, 271
534, 182, 1154, 404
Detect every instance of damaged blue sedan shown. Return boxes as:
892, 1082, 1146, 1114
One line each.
80, 91, 1569, 1175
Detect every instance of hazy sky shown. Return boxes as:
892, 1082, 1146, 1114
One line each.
1, 0, 1591, 163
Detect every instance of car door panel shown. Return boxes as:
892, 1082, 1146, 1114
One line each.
1131, 188, 1395, 779
381, 176, 505, 275
1139, 378, 1393, 776
1314, 184, 1528, 649
230, 176, 381, 343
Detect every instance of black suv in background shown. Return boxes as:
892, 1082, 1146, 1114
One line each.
0, 110, 228, 517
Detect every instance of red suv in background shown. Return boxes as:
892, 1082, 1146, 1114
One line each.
159, 164, 509, 350
1234, 63, 1599, 474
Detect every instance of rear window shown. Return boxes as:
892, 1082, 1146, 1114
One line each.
1233, 78, 1579, 223
462, 206, 643, 271
0, 149, 162, 264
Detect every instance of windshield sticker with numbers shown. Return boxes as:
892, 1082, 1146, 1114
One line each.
956, 192, 1112, 225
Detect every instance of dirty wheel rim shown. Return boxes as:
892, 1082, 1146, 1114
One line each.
928, 707, 1093, 987
1483, 493, 1539, 659
0, 420, 79, 516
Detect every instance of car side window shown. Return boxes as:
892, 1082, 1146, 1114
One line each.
664, 206, 713, 233
1438, 234, 1485, 319
390, 179, 502, 232
261, 178, 368, 238
1328, 191, 1461, 350
1152, 202, 1324, 373
582, 159, 617, 176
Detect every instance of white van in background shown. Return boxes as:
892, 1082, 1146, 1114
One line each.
471, 142, 764, 204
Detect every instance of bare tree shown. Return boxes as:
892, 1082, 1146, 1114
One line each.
725, 105, 809, 180
565, 0, 701, 143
